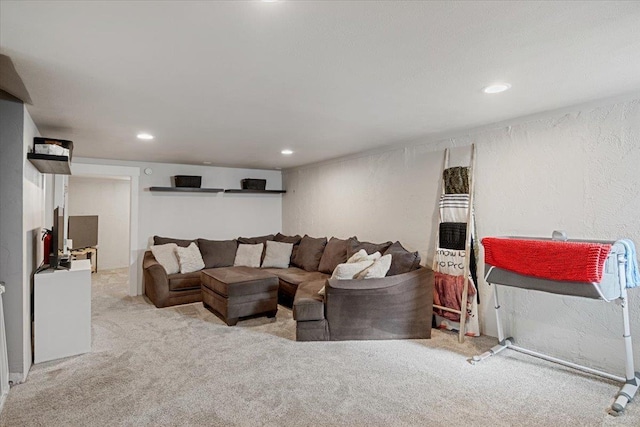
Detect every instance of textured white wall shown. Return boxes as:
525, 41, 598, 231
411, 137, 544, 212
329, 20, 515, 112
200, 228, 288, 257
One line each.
135, 162, 283, 245
283, 98, 640, 374
68, 176, 131, 270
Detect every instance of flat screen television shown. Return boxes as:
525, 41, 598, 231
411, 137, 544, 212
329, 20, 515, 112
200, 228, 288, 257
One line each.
50, 207, 66, 269
68, 215, 98, 249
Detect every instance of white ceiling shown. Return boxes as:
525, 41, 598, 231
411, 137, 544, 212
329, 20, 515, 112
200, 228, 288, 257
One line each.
2, 1, 640, 169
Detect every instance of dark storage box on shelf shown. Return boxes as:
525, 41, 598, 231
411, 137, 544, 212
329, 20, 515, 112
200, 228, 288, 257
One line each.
174, 175, 202, 188
241, 179, 266, 191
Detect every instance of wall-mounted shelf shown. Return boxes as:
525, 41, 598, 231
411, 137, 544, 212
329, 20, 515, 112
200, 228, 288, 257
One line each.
149, 187, 224, 193
27, 153, 72, 175
224, 189, 286, 194
148, 187, 286, 194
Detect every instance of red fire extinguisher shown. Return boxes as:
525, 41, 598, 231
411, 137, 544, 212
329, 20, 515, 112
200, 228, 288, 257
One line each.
42, 229, 52, 265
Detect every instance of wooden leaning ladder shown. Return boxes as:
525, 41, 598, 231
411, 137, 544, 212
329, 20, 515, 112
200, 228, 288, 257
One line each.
432, 144, 476, 343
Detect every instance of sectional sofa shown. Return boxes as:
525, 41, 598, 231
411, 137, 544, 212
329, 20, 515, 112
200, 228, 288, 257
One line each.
143, 233, 434, 341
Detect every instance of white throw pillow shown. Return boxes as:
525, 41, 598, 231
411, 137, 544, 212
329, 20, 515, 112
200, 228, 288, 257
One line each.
318, 259, 375, 296
346, 249, 368, 263
261, 241, 294, 269
234, 243, 264, 268
319, 251, 383, 296
175, 242, 205, 274
356, 254, 392, 279
363, 251, 381, 262
150, 243, 180, 275
331, 259, 375, 280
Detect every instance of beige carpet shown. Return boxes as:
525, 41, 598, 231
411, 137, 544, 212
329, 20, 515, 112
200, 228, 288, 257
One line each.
1, 268, 639, 426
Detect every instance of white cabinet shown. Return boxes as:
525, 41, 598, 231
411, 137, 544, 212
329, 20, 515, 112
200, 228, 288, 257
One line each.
34, 260, 91, 364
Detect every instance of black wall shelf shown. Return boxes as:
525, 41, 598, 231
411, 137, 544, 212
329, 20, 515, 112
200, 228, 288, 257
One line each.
149, 187, 224, 193
148, 187, 286, 194
27, 153, 72, 175
224, 189, 286, 194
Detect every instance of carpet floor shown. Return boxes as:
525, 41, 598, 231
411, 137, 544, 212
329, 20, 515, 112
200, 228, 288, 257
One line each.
1, 268, 639, 426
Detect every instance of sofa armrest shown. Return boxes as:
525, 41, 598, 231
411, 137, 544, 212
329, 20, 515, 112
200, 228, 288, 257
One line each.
143, 251, 171, 307
143, 250, 162, 270
325, 267, 434, 340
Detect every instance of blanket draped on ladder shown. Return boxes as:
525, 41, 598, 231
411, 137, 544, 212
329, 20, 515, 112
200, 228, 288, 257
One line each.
434, 165, 480, 337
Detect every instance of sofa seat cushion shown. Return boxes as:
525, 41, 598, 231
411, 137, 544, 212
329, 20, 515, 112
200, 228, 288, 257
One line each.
167, 271, 202, 291
264, 267, 329, 286
201, 267, 278, 298
293, 280, 326, 321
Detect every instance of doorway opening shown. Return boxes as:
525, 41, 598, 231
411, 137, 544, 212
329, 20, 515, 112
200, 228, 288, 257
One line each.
69, 163, 140, 296
68, 175, 131, 279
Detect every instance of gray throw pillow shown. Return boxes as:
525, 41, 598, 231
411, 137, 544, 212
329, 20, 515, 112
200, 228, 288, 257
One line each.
234, 243, 263, 268
261, 241, 294, 269
383, 241, 421, 276
237, 234, 275, 262
317, 237, 355, 274
150, 243, 180, 275
175, 242, 205, 274
197, 238, 238, 269
274, 233, 302, 263
292, 235, 327, 272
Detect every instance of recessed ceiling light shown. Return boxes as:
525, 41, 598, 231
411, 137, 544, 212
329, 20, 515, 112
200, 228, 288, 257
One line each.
281, 149, 293, 155
482, 83, 511, 94
137, 133, 154, 140
203, 161, 212, 165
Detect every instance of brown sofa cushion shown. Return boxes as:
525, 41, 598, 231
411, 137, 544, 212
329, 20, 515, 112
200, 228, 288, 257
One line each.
197, 239, 238, 269
153, 236, 195, 248
167, 271, 201, 291
274, 233, 302, 245
292, 235, 327, 271
384, 241, 421, 276
346, 238, 393, 258
317, 237, 355, 274
237, 234, 275, 244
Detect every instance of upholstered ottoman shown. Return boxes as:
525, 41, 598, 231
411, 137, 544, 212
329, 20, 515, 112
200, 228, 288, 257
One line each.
201, 267, 279, 326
